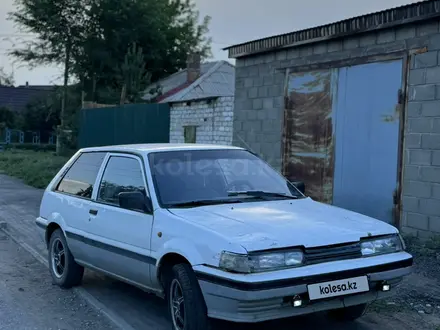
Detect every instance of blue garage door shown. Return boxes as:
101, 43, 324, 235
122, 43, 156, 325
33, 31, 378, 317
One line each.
332, 60, 403, 223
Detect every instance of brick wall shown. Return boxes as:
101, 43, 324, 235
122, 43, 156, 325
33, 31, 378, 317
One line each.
169, 96, 234, 145
233, 19, 440, 235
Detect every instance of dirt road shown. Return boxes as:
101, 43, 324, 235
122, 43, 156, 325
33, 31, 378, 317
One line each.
0, 231, 115, 330
1, 173, 439, 330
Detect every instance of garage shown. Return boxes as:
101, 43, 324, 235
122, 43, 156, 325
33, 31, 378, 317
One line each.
226, 0, 440, 235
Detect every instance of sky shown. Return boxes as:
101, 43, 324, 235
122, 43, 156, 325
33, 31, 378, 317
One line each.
0, 0, 421, 86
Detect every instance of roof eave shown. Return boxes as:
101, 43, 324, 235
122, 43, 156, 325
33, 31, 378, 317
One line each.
224, 0, 440, 58
164, 96, 223, 104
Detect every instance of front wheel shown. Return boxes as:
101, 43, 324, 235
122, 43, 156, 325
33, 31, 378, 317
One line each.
166, 263, 211, 330
328, 303, 368, 321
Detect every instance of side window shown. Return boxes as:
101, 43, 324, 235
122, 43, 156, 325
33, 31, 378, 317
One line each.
56, 152, 106, 199
98, 156, 147, 210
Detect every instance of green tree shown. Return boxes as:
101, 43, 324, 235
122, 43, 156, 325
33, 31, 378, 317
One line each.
21, 93, 60, 132
10, 0, 212, 105
80, 0, 211, 103
9, 0, 88, 67
119, 43, 152, 104
0, 68, 14, 86
22, 85, 81, 133
0, 107, 16, 127
10, 0, 91, 153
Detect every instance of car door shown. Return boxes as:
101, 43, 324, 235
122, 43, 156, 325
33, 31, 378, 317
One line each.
85, 153, 154, 287
53, 151, 108, 262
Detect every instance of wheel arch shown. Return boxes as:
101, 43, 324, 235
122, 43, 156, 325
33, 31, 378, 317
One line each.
156, 252, 191, 288
45, 222, 62, 248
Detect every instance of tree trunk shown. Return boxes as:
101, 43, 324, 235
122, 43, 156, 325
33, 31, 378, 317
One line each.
56, 39, 71, 155
120, 84, 127, 105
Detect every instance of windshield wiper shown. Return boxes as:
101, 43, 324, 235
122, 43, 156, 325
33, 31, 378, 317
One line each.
228, 191, 299, 200
167, 199, 244, 208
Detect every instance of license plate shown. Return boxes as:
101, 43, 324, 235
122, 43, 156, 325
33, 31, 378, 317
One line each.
307, 276, 369, 301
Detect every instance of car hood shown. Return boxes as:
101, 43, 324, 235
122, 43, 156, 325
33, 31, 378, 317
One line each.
168, 198, 398, 252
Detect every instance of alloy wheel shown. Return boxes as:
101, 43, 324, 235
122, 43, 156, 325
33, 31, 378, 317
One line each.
51, 238, 66, 278
170, 278, 186, 330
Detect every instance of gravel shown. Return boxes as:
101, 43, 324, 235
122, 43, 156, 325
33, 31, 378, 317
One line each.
0, 232, 116, 330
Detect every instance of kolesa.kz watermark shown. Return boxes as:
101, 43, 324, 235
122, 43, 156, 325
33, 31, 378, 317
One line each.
319, 281, 358, 295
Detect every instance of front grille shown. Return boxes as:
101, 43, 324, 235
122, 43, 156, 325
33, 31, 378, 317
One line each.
304, 242, 362, 265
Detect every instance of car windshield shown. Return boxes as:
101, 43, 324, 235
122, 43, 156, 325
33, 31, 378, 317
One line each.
148, 149, 303, 207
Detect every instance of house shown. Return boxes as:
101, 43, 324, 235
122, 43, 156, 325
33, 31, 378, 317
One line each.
142, 54, 235, 145
224, 0, 440, 236
0, 85, 55, 114
18, 82, 58, 91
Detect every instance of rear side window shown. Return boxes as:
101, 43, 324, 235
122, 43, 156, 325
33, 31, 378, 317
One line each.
56, 152, 107, 199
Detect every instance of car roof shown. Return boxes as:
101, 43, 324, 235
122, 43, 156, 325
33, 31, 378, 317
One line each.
79, 143, 245, 154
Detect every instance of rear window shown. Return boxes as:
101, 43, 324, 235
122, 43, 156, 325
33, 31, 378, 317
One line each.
56, 152, 107, 199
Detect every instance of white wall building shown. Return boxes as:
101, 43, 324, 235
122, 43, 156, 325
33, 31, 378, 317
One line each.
143, 55, 235, 145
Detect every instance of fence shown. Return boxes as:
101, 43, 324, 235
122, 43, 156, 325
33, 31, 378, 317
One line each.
77, 103, 170, 148
0, 127, 56, 145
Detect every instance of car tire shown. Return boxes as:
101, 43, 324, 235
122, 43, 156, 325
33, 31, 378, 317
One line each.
48, 229, 84, 289
166, 263, 211, 330
328, 303, 368, 321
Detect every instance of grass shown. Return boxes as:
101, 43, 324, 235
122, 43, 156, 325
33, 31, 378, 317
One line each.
0, 149, 70, 189
403, 233, 440, 258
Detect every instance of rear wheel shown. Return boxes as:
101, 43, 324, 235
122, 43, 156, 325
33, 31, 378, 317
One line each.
48, 229, 84, 288
166, 263, 211, 330
328, 303, 368, 321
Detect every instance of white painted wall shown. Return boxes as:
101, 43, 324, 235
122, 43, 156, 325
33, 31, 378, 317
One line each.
169, 96, 234, 145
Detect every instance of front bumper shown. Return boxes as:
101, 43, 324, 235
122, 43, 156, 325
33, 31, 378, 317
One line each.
194, 252, 413, 323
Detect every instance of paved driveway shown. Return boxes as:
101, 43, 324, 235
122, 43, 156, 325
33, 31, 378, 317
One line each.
0, 174, 434, 330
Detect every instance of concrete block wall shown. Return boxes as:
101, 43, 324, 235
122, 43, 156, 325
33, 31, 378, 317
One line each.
233, 19, 440, 235
404, 22, 440, 238
169, 96, 234, 145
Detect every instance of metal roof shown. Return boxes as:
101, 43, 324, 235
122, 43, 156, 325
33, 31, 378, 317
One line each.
0, 86, 53, 113
162, 61, 235, 103
224, 0, 440, 58
17, 85, 58, 91
142, 61, 235, 103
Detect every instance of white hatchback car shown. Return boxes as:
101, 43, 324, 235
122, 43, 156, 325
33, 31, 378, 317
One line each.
36, 144, 413, 330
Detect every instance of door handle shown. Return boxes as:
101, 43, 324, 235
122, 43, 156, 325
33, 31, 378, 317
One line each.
89, 209, 98, 216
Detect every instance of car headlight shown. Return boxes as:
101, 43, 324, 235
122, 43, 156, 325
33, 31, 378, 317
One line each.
361, 235, 403, 257
219, 250, 304, 273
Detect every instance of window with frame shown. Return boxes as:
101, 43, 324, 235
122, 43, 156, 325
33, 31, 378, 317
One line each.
184, 126, 197, 143
56, 152, 107, 199
98, 156, 148, 210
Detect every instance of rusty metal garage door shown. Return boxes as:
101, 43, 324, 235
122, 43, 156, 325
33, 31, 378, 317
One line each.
283, 59, 403, 223
282, 69, 337, 204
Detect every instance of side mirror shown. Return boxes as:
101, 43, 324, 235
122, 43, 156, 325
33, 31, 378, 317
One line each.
291, 181, 305, 195
118, 191, 153, 213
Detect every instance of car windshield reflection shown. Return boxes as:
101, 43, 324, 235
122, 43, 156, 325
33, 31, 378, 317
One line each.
148, 149, 303, 207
